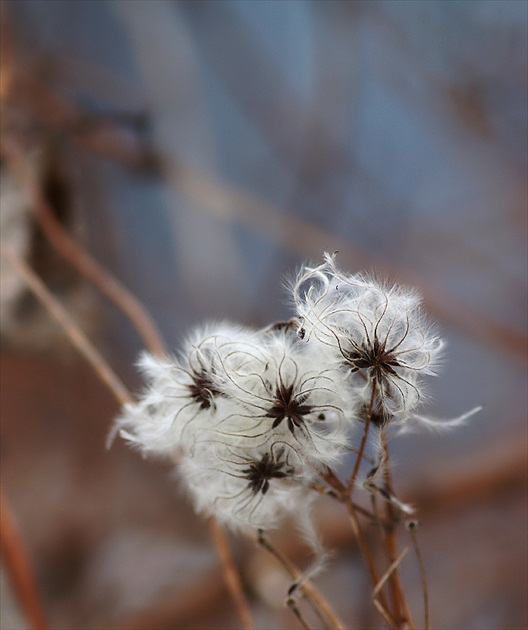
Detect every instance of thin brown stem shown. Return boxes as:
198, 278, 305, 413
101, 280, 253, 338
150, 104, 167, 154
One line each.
313, 475, 380, 524
257, 530, 346, 630
1, 244, 132, 406
348, 381, 376, 490
408, 522, 430, 630
343, 498, 395, 627
0, 487, 48, 630
372, 545, 410, 599
1, 139, 166, 356
2, 138, 257, 628
380, 431, 414, 629
207, 520, 254, 630
318, 466, 393, 625
287, 597, 313, 630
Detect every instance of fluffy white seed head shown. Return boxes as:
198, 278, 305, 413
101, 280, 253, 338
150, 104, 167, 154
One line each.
293, 253, 444, 417
113, 253, 475, 539
179, 438, 312, 531
114, 322, 264, 455
208, 329, 355, 469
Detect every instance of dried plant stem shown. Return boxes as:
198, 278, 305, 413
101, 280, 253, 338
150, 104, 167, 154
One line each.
380, 432, 414, 629
257, 530, 346, 630
1, 139, 166, 356
372, 545, 410, 599
287, 599, 313, 630
348, 381, 376, 489
207, 520, 255, 630
408, 522, 430, 630
343, 498, 395, 627
0, 487, 48, 630
319, 465, 394, 626
343, 372, 414, 629
1, 244, 132, 406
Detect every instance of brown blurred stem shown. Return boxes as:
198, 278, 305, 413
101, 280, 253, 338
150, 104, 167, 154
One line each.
348, 381, 376, 490
1, 244, 132, 406
1, 139, 166, 356
408, 521, 429, 630
208, 520, 255, 630
319, 467, 393, 627
257, 530, 345, 630
380, 430, 414, 629
0, 487, 48, 630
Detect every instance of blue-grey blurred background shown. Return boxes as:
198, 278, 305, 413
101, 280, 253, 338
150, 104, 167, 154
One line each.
1, 1, 526, 628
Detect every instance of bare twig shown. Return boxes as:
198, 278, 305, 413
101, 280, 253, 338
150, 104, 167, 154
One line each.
208, 520, 255, 630
1, 244, 132, 406
257, 530, 346, 630
318, 465, 394, 627
0, 487, 48, 630
344, 498, 394, 627
379, 432, 414, 629
348, 382, 376, 490
166, 157, 526, 363
287, 598, 313, 630
1, 139, 166, 357
372, 545, 410, 599
407, 522, 430, 630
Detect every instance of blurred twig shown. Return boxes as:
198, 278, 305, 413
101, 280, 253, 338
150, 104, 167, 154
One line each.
1, 244, 132, 406
0, 487, 48, 630
208, 520, 255, 630
256, 530, 346, 630
407, 522, 429, 630
1, 139, 166, 357
167, 158, 527, 363
379, 433, 414, 629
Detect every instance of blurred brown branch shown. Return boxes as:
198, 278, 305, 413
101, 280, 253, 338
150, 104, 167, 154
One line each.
166, 157, 527, 364
256, 530, 346, 630
1, 244, 132, 406
1, 140, 166, 357
0, 487, 48, 630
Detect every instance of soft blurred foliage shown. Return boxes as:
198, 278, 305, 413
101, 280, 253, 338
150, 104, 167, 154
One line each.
1, 1, 526, 629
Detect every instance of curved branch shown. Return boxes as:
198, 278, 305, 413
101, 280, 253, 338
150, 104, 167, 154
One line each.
0, 487, 48, 630
1, 139, 166, 357
1, 244, 132, 406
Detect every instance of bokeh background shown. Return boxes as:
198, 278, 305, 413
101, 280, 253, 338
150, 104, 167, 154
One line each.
1, 1, 526, 628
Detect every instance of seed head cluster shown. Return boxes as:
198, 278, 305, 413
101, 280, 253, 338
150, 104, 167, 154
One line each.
115, 254, 450, 532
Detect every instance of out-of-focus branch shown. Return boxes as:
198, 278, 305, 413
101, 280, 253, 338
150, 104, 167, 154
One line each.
208, 520, 255, 630
256, 530, 346, 630
1, 140, 166, 357
0, 487, 48, 630
167, 158, 526, 364
1, 244, 132, 406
